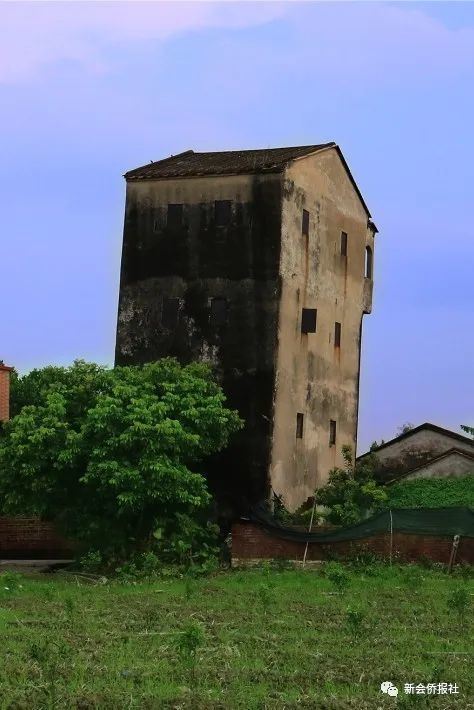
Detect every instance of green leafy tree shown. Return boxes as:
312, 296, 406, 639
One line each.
461, 424, 474, 438
369, 439, 385, 452
314, 446, 388, 526
0, 359, 243, 558
396, 422, 414, 436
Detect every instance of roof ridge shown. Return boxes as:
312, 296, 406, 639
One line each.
192, 143, 335, 156
125, 150, 195, 176
149, 149, 194, 165
358, 422, 474, 459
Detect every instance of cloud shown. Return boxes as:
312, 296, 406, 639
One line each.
283, 3, 474, 89
2, 2, 474, 89
0, 1, 288, 82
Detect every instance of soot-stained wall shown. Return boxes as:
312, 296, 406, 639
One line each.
115, 174, 283, 512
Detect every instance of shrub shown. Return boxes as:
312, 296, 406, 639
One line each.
447, 587, 470, 624
257, 583, 273, 613
0, 572, 24, 593
315, 446, 387, 526
400, 565, 424, 592
345, 607, 366, 635
453, 563, 473, 582
175, 621, 205, 688
324, 562, 351, 593
385, 477, 474, 509
79, 550, 103, 573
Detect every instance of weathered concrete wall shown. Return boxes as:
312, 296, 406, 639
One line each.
115, 174, 282, 511
373, 429, 474, 481
270, 148, 375, 510
403, 452, 474, 480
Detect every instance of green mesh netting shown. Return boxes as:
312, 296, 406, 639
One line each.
247, 505, 474, 543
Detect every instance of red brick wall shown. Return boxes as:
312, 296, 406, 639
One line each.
0, 365, 12, 423
0, 517, 75, 559
3, 516, 473, 564
232, 522, 474, 565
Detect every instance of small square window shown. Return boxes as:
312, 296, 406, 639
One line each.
302, 209, 310, 236
334, 322, 341, 348
167, 204, 183, 228
329, 420, 337, 447
215, 200, 232, 227
296, 413, 304, 439
341, 231, 348, 256
162, 297, 179, 329
301, 308, 317, 334
210, 297, 228, 326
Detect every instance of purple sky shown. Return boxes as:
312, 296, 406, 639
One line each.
1, 2, 473, 453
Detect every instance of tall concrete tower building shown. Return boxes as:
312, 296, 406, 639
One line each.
115, 144, 377, 511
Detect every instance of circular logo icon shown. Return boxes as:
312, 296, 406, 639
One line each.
381, 681, 398, 697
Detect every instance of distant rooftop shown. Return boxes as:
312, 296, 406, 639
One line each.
124, 144, 336, 180
358, 422, 474, 460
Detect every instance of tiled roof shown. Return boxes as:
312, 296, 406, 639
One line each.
124, 144, 336, 180
357, 423, 474, 460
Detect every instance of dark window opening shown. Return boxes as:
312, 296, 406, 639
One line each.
365, 246, 373, 279
329, 420, 337, 447
334, 322, 341, 348
302, 209, 310, 236
296, 413, 304, 439
199, 203, 208, 229
301, 308, 317, 334
162, 297, 179, 329
215, 200, 232, 227
341, 231, 348, 256
167, 204, 183, 228
210, 297, 228, 326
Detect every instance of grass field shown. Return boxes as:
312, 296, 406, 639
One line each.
0, 563, 472, 709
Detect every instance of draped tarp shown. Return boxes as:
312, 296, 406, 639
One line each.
244, 504, 474, 543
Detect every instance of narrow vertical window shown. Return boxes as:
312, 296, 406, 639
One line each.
210, 297, 228, 326
334, 322, 341, 348
301, 308, 317, 334
167, 204, 183, 228
296, 413, 304, 439
162, 297, 179, 329
302, 209, 310, 236
329, 420, 337, 447
215, 200, 232, 226
365, 246, 373, 279
341, 231, 348, 256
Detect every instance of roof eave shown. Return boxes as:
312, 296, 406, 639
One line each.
124, 167, 286, 181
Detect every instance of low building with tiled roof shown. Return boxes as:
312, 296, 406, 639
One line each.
357, 423, 474, 483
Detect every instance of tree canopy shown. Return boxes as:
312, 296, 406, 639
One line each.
0, 359, 243, 558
